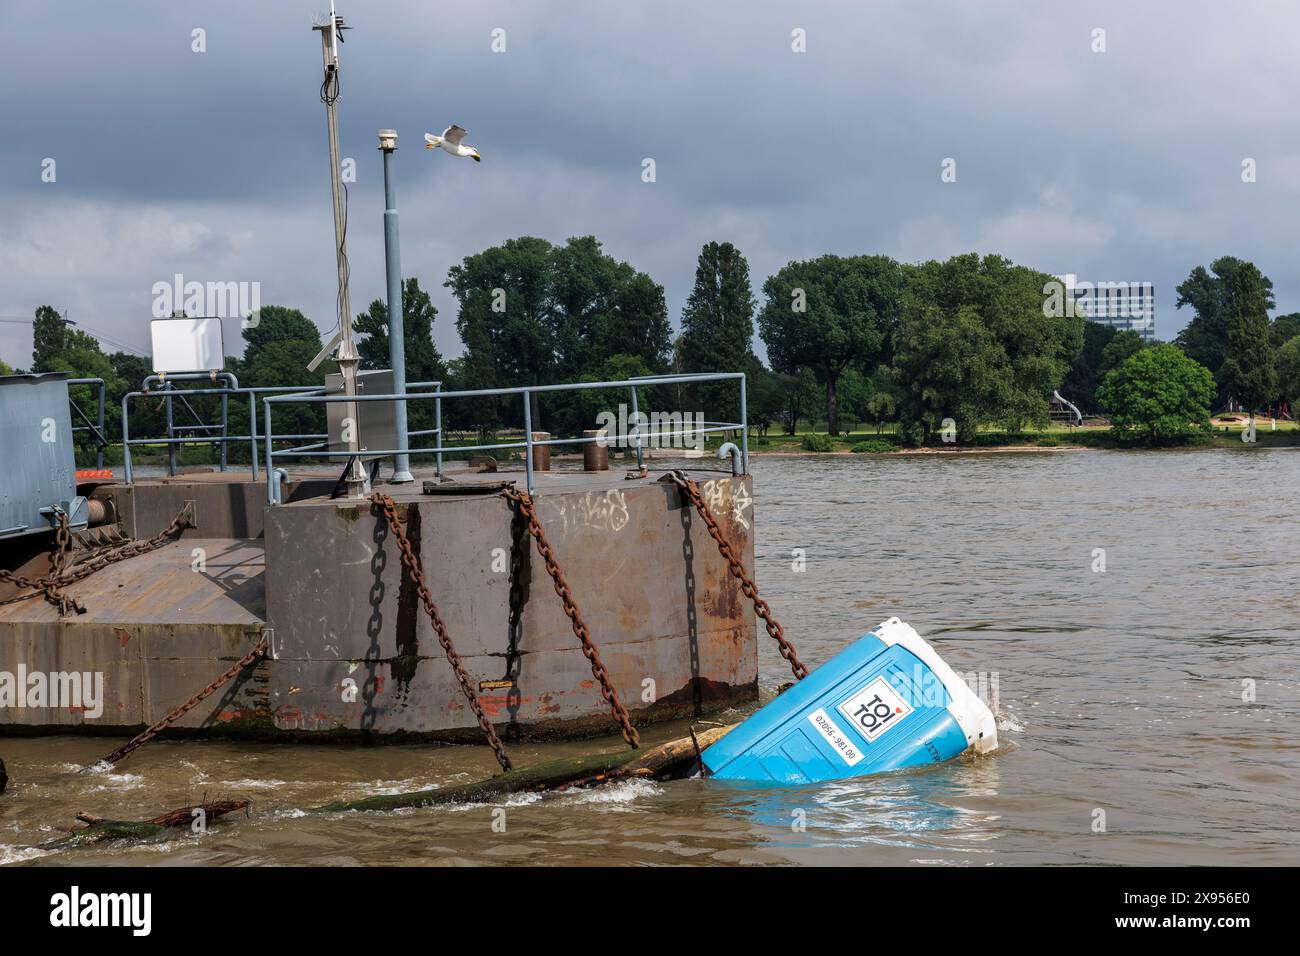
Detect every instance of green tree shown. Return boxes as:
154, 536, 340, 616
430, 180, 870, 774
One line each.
1100, 329, 1146, 374
678, 241, 757, 422
1061, 320, 1118, 414
240, 306, 332, 440
31, 305, 118, 384
758, 254, 902, 435
28, 306, 127, 461
776, 367, 820, 435
1276, 335, 1300, 415
0, 358, 12, 375
1216, 262, 1276, 426
353, 277, 448, 442
1096, 344, 1215, 444
1175, 256, 1275, 403
745, 358, 785, 437
889, 254, 1081, 442
892, 302, 1010, 444
835, 367, 873, 432
1269, 313, 1300, 349
353, 278, 447, 382
547, 236, 672, 383
447, 235, 671, 436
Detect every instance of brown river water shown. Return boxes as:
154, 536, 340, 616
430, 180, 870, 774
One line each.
3, 447, 1299, 866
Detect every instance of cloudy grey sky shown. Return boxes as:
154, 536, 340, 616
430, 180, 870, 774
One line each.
1, 0, 1295, 369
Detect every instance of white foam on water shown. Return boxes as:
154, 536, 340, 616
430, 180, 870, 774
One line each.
443, 791, 543, 812
219, 778, 286, 789
85, 772, 146, 792
0, 845, 52, 865
563, 777, 663, 809
997, 710, 1025, 734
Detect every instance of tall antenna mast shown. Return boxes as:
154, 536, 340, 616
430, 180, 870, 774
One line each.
311, 5, 368, 498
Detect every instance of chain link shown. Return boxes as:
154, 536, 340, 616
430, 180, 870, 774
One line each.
93, 635, 270, 768
0, 504, 194, 616
371, 494, 514, 772
502, 487, 640, 749
668, 470, 809, 681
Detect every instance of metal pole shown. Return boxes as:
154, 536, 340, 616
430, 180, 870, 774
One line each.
523, 391, 535, 495
630, 385, 644, 472
379, 131, 412, 483
219, 391, 229, 471
740, 372, 749, 474
315, 14, 368, 499
248, 393, 259, 482
264, 402, 276, 505
121, 394, 133, 485
95, 380, 105, 470
434, 383, 444, 476
164, 383, 177, 476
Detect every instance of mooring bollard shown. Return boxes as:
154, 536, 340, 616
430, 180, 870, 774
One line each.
0, 757, 8, 794
583, 429, 608, 471
531, 432, 551, 472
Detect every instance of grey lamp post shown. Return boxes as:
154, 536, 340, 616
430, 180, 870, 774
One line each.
378, 128, 412, 483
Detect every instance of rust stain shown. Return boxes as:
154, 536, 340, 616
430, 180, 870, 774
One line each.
114, 627, 132, 646
477, 693, 533, 718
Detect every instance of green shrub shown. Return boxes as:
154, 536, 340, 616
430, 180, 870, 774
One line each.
1036, 436, 1060, 447
800, 432, 836, 452
850, 439, 894, 453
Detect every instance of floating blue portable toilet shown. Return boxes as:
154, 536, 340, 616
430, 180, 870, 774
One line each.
702, 617, 998, 783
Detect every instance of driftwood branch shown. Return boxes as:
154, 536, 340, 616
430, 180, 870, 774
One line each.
36, 724, 737, 849
43, 799, 250, 849
312, 724, 736, 815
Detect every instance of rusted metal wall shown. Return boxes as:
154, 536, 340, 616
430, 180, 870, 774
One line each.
0, 538, 268, 732
264, 474, 758, 740
0, 471, 759, 741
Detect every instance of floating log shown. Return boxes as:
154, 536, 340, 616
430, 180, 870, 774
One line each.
313, 724, 736, 815
43, 799, 250, 849
37, 725, 735, 850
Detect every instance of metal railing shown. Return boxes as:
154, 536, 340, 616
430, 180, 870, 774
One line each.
260, 371, 747, 503
113, 371, 746, 500
66, 377, 108, 470
118, 375, 446, 485
120, 372, 330, 484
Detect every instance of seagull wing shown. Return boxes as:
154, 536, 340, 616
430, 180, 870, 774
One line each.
424, 132, 440, 144
442, 125, 468, 146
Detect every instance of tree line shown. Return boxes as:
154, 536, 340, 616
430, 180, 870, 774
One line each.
8, 241, 1300, 458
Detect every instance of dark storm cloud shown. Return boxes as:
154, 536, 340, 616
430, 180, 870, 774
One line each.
1, 0, 1296, 366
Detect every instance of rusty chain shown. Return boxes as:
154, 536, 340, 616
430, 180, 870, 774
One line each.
0, 504, 194, 616
669, 470, 809, 681
57, 504, 195, 587
371, 493, 514, 772
46, 509, 81, 615
91, 635, 270, 769
502, 487, 641, 749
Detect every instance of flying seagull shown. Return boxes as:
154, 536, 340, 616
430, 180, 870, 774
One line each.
425, 125, 481, 162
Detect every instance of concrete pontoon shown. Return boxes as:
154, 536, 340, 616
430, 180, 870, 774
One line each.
0, 373, 760, 744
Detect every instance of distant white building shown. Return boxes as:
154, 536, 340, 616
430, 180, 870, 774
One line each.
1054, 273, 1156, 342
